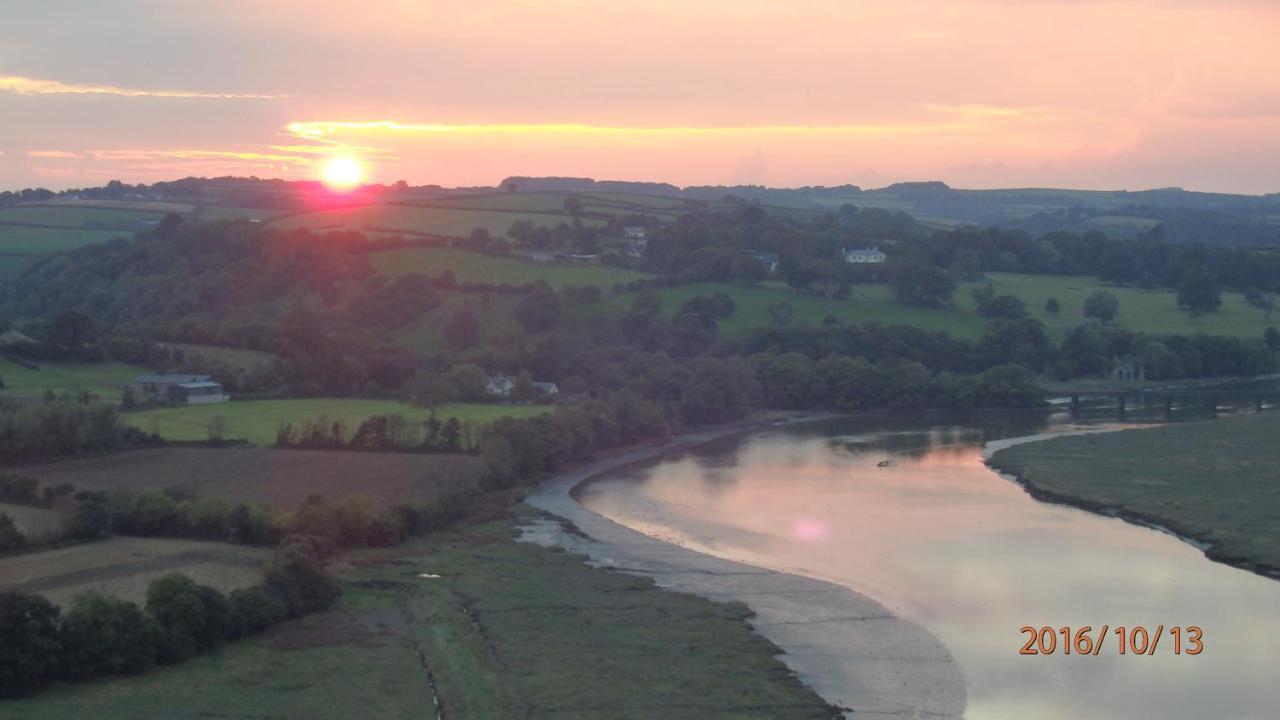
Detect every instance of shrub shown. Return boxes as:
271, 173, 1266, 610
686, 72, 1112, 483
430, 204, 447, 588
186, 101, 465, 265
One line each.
0, 593, 62, 697
59, 592, 161, 679
229, 585, 288, 634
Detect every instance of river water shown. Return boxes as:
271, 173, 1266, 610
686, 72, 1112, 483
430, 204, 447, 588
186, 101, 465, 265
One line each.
578, 397, 1280, 719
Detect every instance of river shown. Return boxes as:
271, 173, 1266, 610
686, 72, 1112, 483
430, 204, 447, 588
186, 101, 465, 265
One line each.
577, 398, 1280, 719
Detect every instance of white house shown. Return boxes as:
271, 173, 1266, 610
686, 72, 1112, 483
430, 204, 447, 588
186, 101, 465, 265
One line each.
623, 226, 647, 240
844, 247, 886, 264
131, 374, 227, 405
749, 251, 780, 274
486, 376, 559, 398
168, 381, 229, 405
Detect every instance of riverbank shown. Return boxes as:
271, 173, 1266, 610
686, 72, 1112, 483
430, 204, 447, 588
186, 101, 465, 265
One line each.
986, 412, 1280, 580
523, 412, 967, 719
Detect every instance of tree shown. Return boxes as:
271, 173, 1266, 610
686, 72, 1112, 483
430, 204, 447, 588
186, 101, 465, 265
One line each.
1083, 291, 1119, 323
444, 364, 489, 401
563, 197, 583, 216
511, 372, 537, 404
145, 574, 209, 662
0, 513, 24, 552
976, 294, 1027, 320
1176, 271, 1222, 316
443, 307, 480, 351
0, 593, 62, 697
767, 302, 794, 327
889, 264, 955, 308
1045, 297, 1060, 314
514, 289, 562, 332
59, 592, 161, 679
1266, 327, 1280, 352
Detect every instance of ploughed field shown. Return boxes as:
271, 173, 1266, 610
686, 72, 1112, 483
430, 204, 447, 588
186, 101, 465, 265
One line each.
16, 447, 486, 510
0, 537, 268, 608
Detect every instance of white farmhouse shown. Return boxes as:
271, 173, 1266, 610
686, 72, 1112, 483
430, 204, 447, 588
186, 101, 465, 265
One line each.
843, 247, 886, 264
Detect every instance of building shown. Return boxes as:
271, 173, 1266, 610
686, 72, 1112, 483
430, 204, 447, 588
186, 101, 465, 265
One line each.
131, 374, 228, 405
486, 376, 559, 398
844, 247, 887, 264
623, 226, 647, 240
749, 251, 780, 274
166, 381, 228, 405
0, 329, 37, 350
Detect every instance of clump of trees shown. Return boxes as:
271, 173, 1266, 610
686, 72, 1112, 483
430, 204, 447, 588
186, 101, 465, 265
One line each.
0, 547, 339, 697
0, 399, 157, 464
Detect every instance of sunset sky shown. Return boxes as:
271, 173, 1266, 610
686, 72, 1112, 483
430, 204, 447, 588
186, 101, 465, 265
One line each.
2, 0, 1278, 193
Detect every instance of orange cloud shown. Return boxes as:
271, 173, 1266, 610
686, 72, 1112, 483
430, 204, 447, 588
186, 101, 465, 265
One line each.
0, 75, 285, 100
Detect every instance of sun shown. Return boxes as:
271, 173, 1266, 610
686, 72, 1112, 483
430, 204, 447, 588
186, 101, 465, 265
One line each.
321, 156, 364, 190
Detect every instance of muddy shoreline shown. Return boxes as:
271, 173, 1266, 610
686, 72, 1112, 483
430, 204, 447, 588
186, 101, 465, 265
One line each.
522, 413, 967, 719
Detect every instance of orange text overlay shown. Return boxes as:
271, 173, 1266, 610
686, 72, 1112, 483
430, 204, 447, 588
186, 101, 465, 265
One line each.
1019, 625, 1203, 657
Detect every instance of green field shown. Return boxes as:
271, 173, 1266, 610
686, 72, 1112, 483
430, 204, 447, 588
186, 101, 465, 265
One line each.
1, 511, 834, 719
0, 358, 149, 399
123, 398, 553, 445
161, 343, 279, 372
989, 412, 1280, 574
0, 225, 128, 255
371, 246, 648, 287
956, 272, 1278, 339
0, 205, 163, 228
272, 203, 604, 239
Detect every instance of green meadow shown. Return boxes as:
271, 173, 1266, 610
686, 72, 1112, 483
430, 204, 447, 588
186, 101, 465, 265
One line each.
122, 398, 552, 445
271, 203, 604, 239
371, 246, 648, 287
0, 358, 149, 399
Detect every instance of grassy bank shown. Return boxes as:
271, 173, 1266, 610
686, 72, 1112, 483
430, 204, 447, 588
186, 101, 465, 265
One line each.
988, 412, 1280, 576
3, 509, 837, 719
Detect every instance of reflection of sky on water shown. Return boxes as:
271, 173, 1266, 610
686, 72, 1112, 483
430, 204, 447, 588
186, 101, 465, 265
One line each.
580, 412, 1280, 720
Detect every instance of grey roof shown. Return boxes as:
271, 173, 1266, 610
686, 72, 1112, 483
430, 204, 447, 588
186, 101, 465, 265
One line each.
134, 374, 212, 384
176, 381, 223, 390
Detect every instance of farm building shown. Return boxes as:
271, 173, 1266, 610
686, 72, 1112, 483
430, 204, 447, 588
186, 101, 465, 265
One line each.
166, 381, 228, 405
843, 247, 886, 263
486, 376, 560, 398
623, 226, 647, 240
131, 374, 226, 404
749, 251, 780, 273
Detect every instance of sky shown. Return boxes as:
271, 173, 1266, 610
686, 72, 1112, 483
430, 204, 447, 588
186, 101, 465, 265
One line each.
1, 0, 1278, 193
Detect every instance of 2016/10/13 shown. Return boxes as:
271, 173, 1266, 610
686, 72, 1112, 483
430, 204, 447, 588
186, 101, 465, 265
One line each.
1019, 625, 1203, 656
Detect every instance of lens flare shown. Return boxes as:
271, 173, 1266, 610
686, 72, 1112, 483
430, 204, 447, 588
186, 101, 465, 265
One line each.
321, 156, 363, 190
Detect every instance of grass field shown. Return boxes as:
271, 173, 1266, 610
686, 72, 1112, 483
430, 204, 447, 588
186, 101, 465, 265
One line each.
957, 272, 1278, 339
650, 281, 989, 338
0, 502, 63, 540
160, 343, 279, 372
19, 447, 485, 510
0, 537, 269, 607
371, 246, 649, 286
0, 358, 149, 399
0, 205, 163, 228
271, 203, 604, 239
121, 398, 552, 445
988, 412, 1280, 574
1, 511, 834, 719
0, 224, 127, 255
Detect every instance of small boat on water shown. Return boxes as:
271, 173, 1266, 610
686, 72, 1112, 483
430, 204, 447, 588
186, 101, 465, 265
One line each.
877, 459, 895, 468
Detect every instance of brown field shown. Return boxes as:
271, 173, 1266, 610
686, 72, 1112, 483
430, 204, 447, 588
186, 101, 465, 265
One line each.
17, 447, 485, 509
0, 501, 65, 540
0, 537, 269, 607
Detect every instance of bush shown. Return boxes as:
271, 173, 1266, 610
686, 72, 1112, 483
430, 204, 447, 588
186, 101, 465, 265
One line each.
0, 513, 26, 552
59, 592, 161, 679
0, 593, 62, 697
229, 585, 288, 634
145, 574, 210, 662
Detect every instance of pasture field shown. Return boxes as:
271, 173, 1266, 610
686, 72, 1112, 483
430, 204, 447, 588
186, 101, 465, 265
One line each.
2, 512, 833, 719
17, 447, 485, 509
0, 224, 126, 255
988, 412, 1280, 574
0, 358, 149, 399
0, 537, 269, 607
0, 502, 63, 540
649, 281, 989, 339
121, 399, 552, 445
271, 203, 603, 239
371, 246, 648, 287
0, 205, 162, 228
957, 272, 1278, 339
160, 342, 279, 372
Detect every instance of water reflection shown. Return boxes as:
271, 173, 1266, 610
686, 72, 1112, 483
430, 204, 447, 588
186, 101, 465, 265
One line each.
580, 404, 1280, 720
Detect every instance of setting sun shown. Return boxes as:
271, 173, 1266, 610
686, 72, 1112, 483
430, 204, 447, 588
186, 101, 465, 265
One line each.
321, 156, 363, 190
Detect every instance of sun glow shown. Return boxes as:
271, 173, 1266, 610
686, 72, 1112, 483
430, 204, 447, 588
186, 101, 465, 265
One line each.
321, 156, 364, 190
